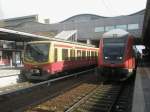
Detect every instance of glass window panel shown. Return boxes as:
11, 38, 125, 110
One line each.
25, 43, 49, 63
95, 27, 104, 32
128, 24, 139, 30
82, 50, 86, 59
70, 49, 75, 60
91, 51, 95, 58
62, 49, 68, 60
105, 26, 115, 31
54, 48, 57, 62
77, 50, 81, 60
86, 50, 90, 59
116, 25, 127, 30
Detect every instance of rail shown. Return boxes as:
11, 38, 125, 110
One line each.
65, 84, 123, 112
65, 76, 135, 112
0, 68, 94, 112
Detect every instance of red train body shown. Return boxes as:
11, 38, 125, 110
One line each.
97, 29, 137, 80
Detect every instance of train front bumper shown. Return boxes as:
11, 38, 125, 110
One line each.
22, 68, 50, 80
96, 67, 133, 79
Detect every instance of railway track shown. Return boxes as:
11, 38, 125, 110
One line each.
65, 84, 122, 112
0, 68, 95, 112
26, 77, 134, 112
65, 78, 134, 112
111, 78, 135, 112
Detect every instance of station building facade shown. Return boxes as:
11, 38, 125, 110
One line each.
0, 10, 145, 67
4, 10, 145, 43
0, 40, 23, 66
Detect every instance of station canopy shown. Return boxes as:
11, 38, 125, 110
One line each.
0, 28, 50, 42
55, 30, 77, 40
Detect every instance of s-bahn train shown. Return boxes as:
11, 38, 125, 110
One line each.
97, 29, 137, 81
21, 39, 98, 81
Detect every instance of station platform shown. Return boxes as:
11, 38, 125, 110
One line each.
0, 67, 21, 78
0, 67, 22, 88
132, 65, 150, 112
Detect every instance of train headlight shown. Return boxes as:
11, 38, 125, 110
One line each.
104, 57, 109, 59
128, 69, 133, 73
43, 69, 51, 73
117, 57, 123, 60
47, 69, 50, 73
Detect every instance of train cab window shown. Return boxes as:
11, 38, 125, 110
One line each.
77, 50, 81, 60
24, 43, 49, 63
54, 48, 58, 62
70, 49, 75, 60
62, 49, 68, 60
82, 51, 86, 59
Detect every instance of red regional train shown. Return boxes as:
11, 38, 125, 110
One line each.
21, 39, 98, 81
97, 29, 137, 81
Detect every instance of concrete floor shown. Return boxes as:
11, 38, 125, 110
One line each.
132, 66, 150, 112
0, 68, 21, 88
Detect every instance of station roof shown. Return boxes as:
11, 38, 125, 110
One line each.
55, 30, 77, 40
0, 28, 50, 42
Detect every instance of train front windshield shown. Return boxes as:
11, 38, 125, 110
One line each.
24, 43, 50, 63
103, 38, 126, 63
103, 44, 125, 59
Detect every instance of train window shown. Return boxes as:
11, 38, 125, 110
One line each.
85, 51, 87, 59
77, 50, 81, 60
91, 51, 95, 58
87, 51, 90, 59
103, 44, 125, 60
24, 43, 49, 63
54, 48, 57, 62
62, 49, 68, 60
70, 49, 75, 60
89, 51, 91, 59
82, 50, 86, 59
87, 51, 89, 58
95, 51, 98, 57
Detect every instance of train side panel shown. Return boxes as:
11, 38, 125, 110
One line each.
124, 36, 136, 70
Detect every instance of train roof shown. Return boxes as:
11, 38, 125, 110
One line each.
102, 29, 129, 38
28, 39, 96, 48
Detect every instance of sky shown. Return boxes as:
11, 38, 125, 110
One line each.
0, 0, 147, 23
